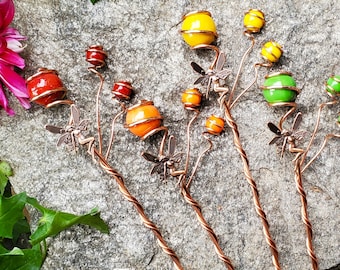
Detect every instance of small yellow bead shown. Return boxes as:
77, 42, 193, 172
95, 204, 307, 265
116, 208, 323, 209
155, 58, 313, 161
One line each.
244, 9, 265, 33
181, 88, 202, 109
181, 11, 217, 47
261, 41, 283, 63
205, 115, 225, 135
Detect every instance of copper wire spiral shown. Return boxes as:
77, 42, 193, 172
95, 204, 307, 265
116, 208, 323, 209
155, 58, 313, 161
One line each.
294, 159, 318, 270
175, 109, 234, 269
222, 101, 281, 270
92, 147, 184, 270
180, 180, 234, 270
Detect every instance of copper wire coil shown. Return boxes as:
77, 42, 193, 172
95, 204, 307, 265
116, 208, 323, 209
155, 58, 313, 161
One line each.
26, 67, 59, 81
180, 29, 218, 39
181, 10, 212, 20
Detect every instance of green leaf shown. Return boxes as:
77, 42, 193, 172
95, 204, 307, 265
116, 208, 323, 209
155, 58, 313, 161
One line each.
90, 0, 100, 4
27, 197, 109, 246
0, 172, 8, 196
0, 247, 24, 256
0, 193, 27, 238
0, 161, 13, 177
0, 244, 43, 270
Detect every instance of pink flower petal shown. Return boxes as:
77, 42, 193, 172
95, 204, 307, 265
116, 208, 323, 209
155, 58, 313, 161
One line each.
0, 83, 15, 115
0, 0, 15, 31
15, 95, 31, 109
3, 27, 27, 40
0, 48, 25, 68
5, 38, 24, 53
0, 63, 28, 98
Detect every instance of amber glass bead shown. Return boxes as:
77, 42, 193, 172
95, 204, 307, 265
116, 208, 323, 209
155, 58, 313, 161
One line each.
112, 81, 133, 100
243, 9, 265, 33
27, 68, 69, 108
86, 45, 107, 68
205, 115, 225, 135
261, 41, 283, 63
125, 100, 164, 139
181, 10, 217, 47
181, 88, 202, 109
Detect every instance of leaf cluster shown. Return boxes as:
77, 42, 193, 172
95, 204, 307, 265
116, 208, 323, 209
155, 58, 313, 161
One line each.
0, 160, 109, 270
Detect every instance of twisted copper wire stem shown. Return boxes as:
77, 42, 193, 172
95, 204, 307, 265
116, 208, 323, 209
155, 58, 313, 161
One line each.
92, 147, 184, 270
294, 158, 318, 270
222, 102, 281, 270
180, 177, 234, 270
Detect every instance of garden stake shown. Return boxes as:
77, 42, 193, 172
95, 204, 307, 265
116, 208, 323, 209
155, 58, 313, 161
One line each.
41, 45, 185, 269
261, 70, 318, 269
141, 86, 235, 269
183, 12, 282, 266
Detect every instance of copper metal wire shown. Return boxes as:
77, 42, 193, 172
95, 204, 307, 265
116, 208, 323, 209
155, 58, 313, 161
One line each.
299, 100, 338, 166
221, 100, 281, 270
92, 146, 184, 270
179, 176, 234, 270
191, 41, 281, 269
293, 158, 318, 270
175, 109, 235, 269
302, 133, 340, 173
88, 67, 105, 154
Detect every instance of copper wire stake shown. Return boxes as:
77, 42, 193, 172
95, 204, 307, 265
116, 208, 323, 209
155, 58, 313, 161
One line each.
93, 147, 184, 270
46, 105, 184, 270
88, 67, 105, 154
294, 158, 318, 270
179, 176, 234, 270
222, 100, 281, 270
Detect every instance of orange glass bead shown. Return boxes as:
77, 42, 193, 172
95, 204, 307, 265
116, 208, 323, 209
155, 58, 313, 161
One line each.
125, 100, 165, 139
205, 115, 225, 135
181, 88, 202, 110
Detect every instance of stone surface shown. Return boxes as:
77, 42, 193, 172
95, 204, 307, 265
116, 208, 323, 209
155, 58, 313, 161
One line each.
1, 0, 339, 269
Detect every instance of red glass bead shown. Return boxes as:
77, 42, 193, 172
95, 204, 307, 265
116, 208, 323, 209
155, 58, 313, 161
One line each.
26, 68, 72, 108
112, 81, 133, 100
85, 45, 107, 68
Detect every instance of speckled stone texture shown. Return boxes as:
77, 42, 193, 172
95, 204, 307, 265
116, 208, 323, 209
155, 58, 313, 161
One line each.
1, 0, 339, 269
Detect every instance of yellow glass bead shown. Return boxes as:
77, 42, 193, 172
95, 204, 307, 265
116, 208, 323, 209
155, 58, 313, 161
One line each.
261, 41, 283, 63
181, 88, 202, 110
181, 11, 217, 47
205, 115, 225, 135
125, 100, 164, 139
244, 9, 265, 33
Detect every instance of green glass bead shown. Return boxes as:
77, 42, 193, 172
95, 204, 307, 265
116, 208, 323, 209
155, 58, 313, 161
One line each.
326, 75, 340, 95
262, 73, 297, 103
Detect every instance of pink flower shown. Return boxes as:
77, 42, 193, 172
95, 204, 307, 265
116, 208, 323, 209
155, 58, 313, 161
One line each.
0, 0, 29, 116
